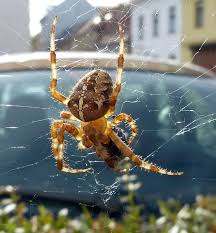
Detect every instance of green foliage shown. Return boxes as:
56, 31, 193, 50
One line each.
0, 186, 216, 233
146, 196, 216, 233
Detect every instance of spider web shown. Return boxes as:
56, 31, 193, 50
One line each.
0, 0, 216, 214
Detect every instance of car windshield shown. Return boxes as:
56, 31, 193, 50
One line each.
0, 69, 215, 204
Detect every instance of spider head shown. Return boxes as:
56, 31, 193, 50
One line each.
67, 69, 113, 122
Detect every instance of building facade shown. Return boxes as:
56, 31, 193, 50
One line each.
57, 6, 131, 53
182, 0, 216, 71
132, 0, 216, 71
38, 0, 96, 51
131, 0, 182, 61
0, 0, 30, 54
37, 2, 131, 53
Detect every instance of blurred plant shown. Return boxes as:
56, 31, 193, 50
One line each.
146, 195, 216, 233
0, 184, 216, 233
116, 160, 143, 233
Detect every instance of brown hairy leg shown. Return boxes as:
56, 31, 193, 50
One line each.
51, 121, 93, 174
106, 23, 124, 117
51, 121, 63, 158
94, 145, 127, 173
111, 113, 138, 144
108, 128, 183, 176
60, 111, 79, 121
50, 16, 68, 105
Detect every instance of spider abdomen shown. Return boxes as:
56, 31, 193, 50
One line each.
67, 70, 113, 122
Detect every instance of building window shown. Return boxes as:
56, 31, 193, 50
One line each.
195, 0, 204, 27
153, 11, 159, 37
137, 15, 144, 40
169, 6, 176, 34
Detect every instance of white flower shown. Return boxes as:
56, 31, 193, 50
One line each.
60, 229, 67, 233
42, 224, 51, 232
195, 195, 203, 203
59, 208, 68, 217
1, 198, 13, 205
31, 223, 37, 233
127, 182, 141, 191
176, 219, 187, 229
179, 230, 188, 233
108, 221, 116, 229
5, 185, 15, 192
121, 174, 130, 182
177, 205, 191, 219
70, 219, 82, 230
129, 175, 137, 181
156, 216, 167, 226
120, 174, 138, 182
168, 224, 180, 233
169, 224, 189, 233
195, 207, 212, 217
31, 215, 38, 232
15, 228, 24, 233
3, 203, 16, 214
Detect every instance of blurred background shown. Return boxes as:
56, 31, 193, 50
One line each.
1, 0, 216, 72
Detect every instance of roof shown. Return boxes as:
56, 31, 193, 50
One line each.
40, 0, 97, 49
131, 0, 145, 5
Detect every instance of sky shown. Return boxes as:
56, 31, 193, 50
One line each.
29, 0, 130, 36
29, 0, 64, 36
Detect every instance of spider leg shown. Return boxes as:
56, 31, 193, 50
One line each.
106, 24, 124, 117
94, 145, 127, 173
50, 16, 68, 105
80, 135, 93, 149
51, 121, 93, 174
83, 124, 110, 146
51, 121, 63, 158
105, 159, 127, 173
111, 113, 138, 144
108, 128, 183, 176
77, 134, 94, 150
60, 111, 79, 121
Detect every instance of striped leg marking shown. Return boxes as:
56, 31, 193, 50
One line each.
51, 121, 93, 174
50, 16, 68, 105
108, 129, 183, 176
57, 123, 93, 173
51, 121, 64, 158
111, 113, 138, 144
60, 111, 79, 121
106, 24, 124, 117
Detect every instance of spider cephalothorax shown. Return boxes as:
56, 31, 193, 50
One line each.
50, 16, 183, 176
67, 70, 113, 122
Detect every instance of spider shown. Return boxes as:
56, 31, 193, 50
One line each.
50, 16, 183, 176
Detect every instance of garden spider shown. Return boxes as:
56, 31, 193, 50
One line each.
50, 16, 183, 176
